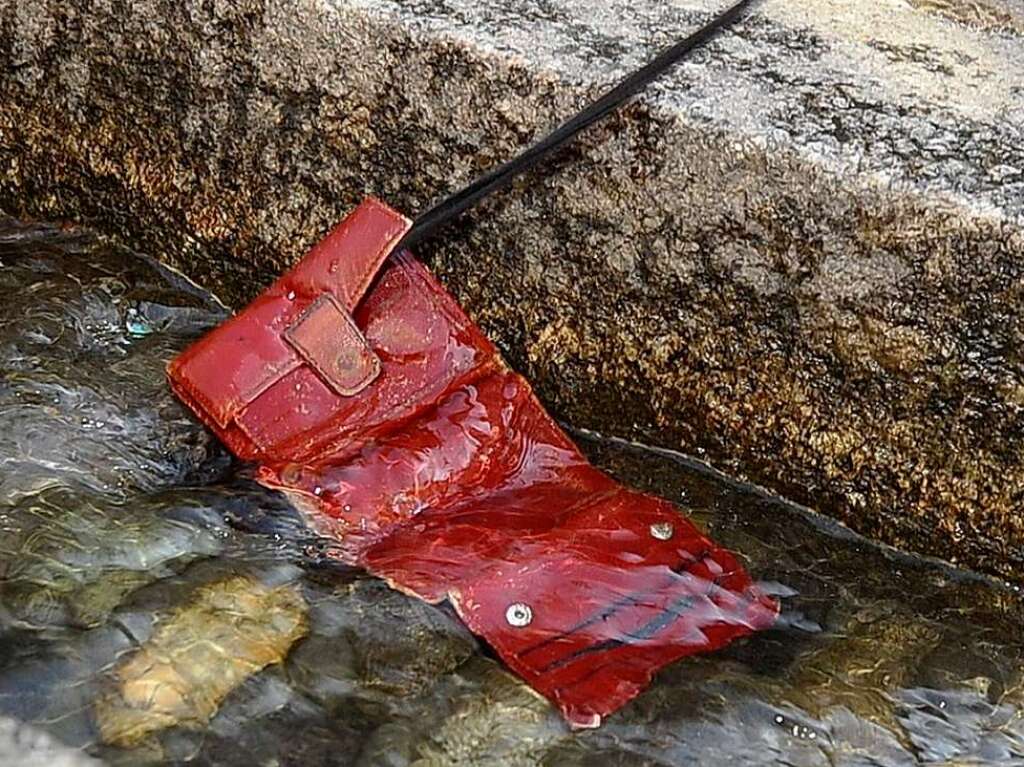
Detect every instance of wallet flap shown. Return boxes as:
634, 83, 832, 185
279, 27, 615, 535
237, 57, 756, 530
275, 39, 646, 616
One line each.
451, 546, 778, 728
167, 198, 411, 429
284, 294, 381, 397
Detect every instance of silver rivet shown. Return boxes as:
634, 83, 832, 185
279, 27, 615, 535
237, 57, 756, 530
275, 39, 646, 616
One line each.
650, 521, 674, 540
505, 603, 533, 627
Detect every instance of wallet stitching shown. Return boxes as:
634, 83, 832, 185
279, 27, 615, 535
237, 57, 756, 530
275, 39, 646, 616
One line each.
167, 357, 242, 430
169, 373, 264, 459
167, 325, 303, 429
169, 200, 408, 433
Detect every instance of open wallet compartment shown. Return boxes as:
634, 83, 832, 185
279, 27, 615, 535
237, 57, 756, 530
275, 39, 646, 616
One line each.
168, 197, 778, 728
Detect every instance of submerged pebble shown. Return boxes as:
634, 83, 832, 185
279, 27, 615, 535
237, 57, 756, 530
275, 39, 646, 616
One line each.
0, 487, 224, 629
94, 574, 309, 748
288, 579, 476, 718
409, 659, 564, 767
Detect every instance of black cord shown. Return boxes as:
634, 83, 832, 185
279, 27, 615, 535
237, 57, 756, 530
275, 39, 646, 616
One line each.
396, 0, 757, 251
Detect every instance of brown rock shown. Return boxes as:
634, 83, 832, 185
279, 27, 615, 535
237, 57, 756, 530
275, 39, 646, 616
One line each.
94, 575, 308, 748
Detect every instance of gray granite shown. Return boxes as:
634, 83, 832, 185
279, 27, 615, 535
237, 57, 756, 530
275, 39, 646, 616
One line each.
0, 0, 1022, 582
358, 0, 1024, 216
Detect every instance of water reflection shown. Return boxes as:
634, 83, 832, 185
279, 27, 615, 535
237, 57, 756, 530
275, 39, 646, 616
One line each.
0, 217, 1021, 766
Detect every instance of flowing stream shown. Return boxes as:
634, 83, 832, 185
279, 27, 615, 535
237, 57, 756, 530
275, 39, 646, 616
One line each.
0, 217, 1022, 766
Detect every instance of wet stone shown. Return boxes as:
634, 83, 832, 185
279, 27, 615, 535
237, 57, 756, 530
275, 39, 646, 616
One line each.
192, 671, 367, 767
93, 574, 309, 749
0, 621, 140, 749
778, 601, 943, 741
357, 658, 566, 767
0, 487, 224, 629
0, 219, 228, 503
288, 579, 477, 719
408, 659, 565, 767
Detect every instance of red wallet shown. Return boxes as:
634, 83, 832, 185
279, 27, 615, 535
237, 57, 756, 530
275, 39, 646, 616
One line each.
168, 197, 778, 727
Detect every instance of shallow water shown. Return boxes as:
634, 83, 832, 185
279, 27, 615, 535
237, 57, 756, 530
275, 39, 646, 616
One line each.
0, 217, 1022, 766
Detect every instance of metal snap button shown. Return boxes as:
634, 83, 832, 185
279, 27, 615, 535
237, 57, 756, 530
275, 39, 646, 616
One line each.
505, 602, 533, 627
649, 521, 674, 540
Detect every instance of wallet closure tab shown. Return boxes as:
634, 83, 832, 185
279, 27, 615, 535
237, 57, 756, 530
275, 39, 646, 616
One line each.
284, 293, 381, 397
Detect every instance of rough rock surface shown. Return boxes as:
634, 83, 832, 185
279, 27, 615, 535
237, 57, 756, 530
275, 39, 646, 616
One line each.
0, 0, 1022, 581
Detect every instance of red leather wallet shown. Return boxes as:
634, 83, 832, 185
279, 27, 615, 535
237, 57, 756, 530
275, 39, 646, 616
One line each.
168, 197, 778, 727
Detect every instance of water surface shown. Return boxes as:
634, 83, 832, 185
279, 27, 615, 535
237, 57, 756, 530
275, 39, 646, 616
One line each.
0, 217, 1022, 766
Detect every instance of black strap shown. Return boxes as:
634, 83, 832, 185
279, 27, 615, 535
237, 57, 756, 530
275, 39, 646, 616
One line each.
396, 0, 756, 251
